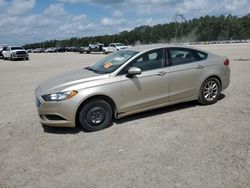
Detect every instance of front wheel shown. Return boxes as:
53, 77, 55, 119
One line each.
198, 77, 221, 105
78, 100, 112, 132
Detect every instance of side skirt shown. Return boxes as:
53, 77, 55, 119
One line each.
116, 97, 196, 119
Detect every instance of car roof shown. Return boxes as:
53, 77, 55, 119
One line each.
9, 46, 24, 48
125, 44, 208, 53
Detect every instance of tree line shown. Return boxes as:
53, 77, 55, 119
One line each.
23, 14, 250, 49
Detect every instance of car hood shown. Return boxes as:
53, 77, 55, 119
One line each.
117, 46, 127, 49
37, 68, 109, 95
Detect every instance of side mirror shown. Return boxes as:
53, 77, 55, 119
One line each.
127, 67, 141, 77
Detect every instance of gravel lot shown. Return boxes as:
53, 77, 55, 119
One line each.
0, 44, 250, 188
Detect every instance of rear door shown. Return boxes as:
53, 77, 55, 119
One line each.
167, 48, 207, 102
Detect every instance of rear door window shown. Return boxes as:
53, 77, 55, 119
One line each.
169, 48, 198, 66
193, 50, 208, 60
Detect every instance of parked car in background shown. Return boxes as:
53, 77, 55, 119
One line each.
27, 49, 34, 53
88, 42, 104, 53
33, 48, 45, 53
79, 46, 91, 54
89, 42, 104, 49
35, 45, 230, 131
102, 43, 127, 54
66, 46, 81, 52
0, 44, 8, 59
79, 42, 105, 54
45, 47, 57, 53
2, 46, 29, 60
56, 47, 66, 53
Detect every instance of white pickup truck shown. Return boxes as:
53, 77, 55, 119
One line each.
102, 43, 127, 54
2, 46, 29, 60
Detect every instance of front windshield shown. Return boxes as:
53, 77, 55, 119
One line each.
88, 50, 138, 74
116, 43, 124, 46
11, 47, 24, 50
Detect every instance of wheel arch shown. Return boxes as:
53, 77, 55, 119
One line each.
197, 75, 222, 105
75, 94, 118, 127
196, 74, 222, 99
202, 75, 222, 91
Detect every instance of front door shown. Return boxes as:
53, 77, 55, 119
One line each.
119, 49, 170, 113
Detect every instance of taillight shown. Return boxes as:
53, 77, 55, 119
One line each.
224, 59, 229, 66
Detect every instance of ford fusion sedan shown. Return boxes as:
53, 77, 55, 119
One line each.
35, 45, 230, 131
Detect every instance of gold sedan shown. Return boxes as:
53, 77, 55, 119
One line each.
35, 45, 230, 131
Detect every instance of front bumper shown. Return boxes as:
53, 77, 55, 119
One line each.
12, 54, 28, 59
35, 94, 78, 128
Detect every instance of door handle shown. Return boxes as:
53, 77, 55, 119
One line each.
156, 71, 166, 76
196, 65, 204, 69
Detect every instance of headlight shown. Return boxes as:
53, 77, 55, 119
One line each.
42, 90, 78, 101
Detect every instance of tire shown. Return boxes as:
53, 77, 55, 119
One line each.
26, 57, 29, 60
10, 55, 13, 61
78, 99, 112, 132
198, 77, 221, 105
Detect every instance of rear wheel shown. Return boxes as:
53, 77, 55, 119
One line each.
78, 100, 112, 131
198, 77, 221, 105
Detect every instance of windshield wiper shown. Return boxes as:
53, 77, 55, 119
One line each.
85, 66, 100, 73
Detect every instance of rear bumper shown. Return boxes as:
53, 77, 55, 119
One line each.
221, 67, 230, 91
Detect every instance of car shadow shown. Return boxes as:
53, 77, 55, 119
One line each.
218, 93, 225, 100
116, 93, 225, 124
116, 101, 197, 124
42, 93, 225, 133
42, 124, 82, 134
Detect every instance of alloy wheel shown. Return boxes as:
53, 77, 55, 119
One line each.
203, 80, 219, 101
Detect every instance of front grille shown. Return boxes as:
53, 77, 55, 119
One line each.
16, 51, 26, 55
16, 55, 26, 58
39, 114, 44, 120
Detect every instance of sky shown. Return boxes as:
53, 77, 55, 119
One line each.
0, 0, 249, 46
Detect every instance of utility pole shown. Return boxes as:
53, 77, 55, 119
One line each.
173, 13, 186, 44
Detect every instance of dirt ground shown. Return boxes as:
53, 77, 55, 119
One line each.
0, 44, 250, 188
